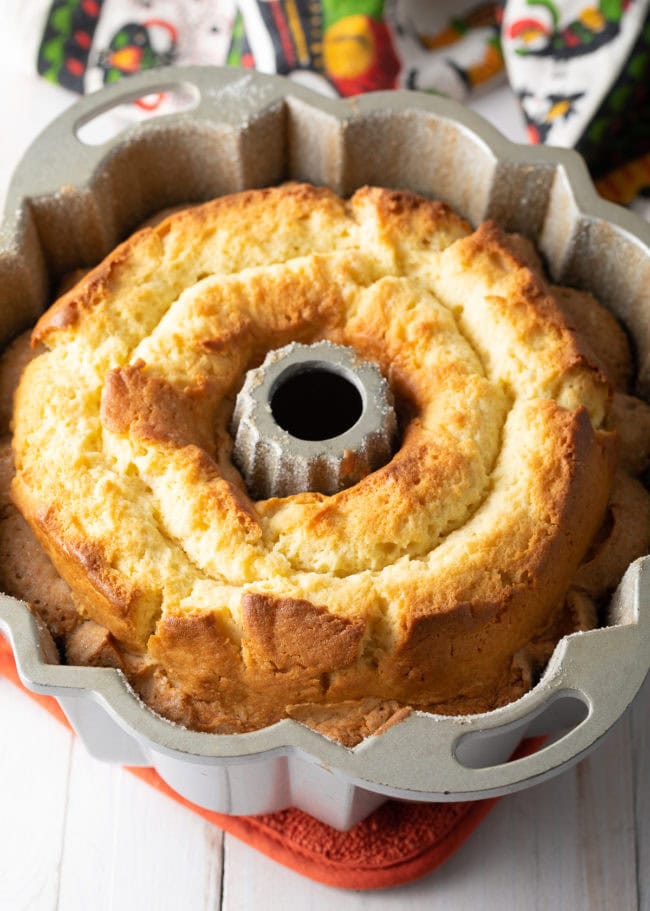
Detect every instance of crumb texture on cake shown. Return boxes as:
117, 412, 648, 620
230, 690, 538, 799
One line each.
9, 182, 647, 739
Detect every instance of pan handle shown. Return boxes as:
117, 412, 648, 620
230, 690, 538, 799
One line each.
356, 557, 649, 800
1, 560, 648, 802
2, 65, 314, 223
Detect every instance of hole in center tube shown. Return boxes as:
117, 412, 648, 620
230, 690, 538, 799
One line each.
271, 366, 363, 441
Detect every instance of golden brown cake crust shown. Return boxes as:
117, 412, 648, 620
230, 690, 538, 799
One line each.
0, 441, 79, 641
8, 183, 634, 737
551, 285, 633, 391
607, 393, 650, 476
0, 332, 45, 435
241, 593, 365, 674
572, 471, 650, 598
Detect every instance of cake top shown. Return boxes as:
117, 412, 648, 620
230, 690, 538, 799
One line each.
11, 183, 616, 729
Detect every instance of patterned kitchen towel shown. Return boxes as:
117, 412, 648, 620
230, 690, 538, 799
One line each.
0, 633, 544, 890
28, 1, 505, 101
1, 1, 647, 207
502, 0, 650, 208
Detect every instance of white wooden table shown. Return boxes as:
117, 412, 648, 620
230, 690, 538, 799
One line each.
1, 673, 647, 910
0, 70, 648, 911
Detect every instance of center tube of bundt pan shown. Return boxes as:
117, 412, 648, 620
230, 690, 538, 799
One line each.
230, 341, 397, 499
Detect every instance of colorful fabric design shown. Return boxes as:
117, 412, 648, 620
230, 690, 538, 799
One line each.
507, 0, 627, 59
596, 150, 650, 202
37, 0, 105, 92
34, 0, 507, 102
503, 0, 649, 149
31, 0, 650, 208
575, 11, 650, 177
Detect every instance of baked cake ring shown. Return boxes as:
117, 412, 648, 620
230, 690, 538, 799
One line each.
11, 183, 617, 731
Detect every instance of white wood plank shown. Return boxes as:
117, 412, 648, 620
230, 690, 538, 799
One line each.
0, 679, 73, 911
57, 738, 224, 911
429, 716, 637, 911
223, 825, 439, 909
630, 674, 650, 911
222, 717, 638, 911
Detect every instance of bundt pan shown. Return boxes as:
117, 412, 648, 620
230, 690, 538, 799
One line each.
0, 67, 649, 831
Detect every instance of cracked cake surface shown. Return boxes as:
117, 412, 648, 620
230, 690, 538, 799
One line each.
5, 182, 650, 743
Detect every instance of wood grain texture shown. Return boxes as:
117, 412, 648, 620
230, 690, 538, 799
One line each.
0, 679, 72, 911
631, 676, 650, 911
56, 742, 224, 911
0, 673, 644, 910
220, 717, 639, 911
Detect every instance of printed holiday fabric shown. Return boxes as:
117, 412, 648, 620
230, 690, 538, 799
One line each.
24, 1, 650, 216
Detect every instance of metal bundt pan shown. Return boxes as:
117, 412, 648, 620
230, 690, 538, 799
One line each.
0, 67, 649, 831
